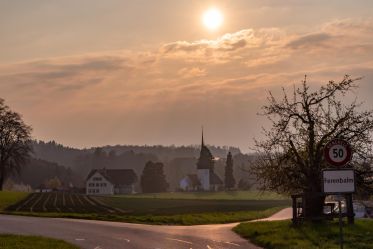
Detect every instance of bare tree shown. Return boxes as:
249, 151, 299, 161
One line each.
253, 76, 373, 218
0, 99, 32, 190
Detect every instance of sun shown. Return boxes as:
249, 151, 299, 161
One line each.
202, 8, 223, 31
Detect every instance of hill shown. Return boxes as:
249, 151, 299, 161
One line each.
30, 140, 256, 191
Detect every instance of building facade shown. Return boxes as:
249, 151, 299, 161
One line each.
86, 168, 137, 195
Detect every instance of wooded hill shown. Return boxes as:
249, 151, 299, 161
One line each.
27, 140, 255, 191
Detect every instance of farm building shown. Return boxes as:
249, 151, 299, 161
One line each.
86, 168, 137, 195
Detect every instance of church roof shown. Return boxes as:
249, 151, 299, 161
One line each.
197, 129, 214, 170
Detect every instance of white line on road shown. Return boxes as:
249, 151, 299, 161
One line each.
212, 239, 240, 247
224, 241, 241, 247
120, 238, 130, 243
207, 245, 214, 249
166, 238, 193, 245
94, 247, 102, 249
75, 238, 85, 241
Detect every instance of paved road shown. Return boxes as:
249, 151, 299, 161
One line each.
0, 209, 292, 249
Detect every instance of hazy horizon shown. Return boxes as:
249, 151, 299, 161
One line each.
1, 0, 373, 153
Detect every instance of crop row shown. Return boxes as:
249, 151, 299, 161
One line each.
7, 192, 124, 214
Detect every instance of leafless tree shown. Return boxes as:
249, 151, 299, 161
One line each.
0, 98, 32, 190
253, 75, 373, 218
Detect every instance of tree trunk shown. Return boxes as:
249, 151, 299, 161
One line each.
0, 165, 4, 191
0, 176, 3, 191
303, 192, 325, 220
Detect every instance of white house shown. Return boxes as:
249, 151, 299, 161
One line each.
86, 168, 137, 195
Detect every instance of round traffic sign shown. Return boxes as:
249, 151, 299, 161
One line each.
324, 139, 352, 167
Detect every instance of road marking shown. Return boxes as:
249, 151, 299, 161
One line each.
94, 246, 102, 249
166, 238, 193, 245
120, 238, 130, 243
75, 238, 85, 241
207, 245, 214, 249
211, 239, 240, 247
224, 242, 241, 247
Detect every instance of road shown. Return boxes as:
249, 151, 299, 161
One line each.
0, 208, 292, 249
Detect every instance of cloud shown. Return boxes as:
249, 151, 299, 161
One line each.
1, 18, 373, 150
177, 67, 206, 78
162, 29, 253, 53
286, 32, 334, 49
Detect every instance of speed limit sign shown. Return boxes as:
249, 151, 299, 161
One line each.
324, 139, 352, 167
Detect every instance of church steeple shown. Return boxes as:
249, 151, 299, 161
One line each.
197, 127, 214, 171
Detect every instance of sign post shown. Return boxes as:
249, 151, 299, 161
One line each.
323, 139, 354, 249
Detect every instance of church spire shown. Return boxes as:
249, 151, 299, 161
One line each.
201, 126, 204, 147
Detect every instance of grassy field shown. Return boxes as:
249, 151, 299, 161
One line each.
0, 191, 29, 211
4, 191, 290, 225
0, 234, 79, 249
234, 220, 373, 249
115, 191, 288, 200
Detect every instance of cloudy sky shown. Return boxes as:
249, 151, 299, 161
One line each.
1, 0, 373, 152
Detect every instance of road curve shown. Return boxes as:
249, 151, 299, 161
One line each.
0, 215, 254, 249
0, 209, 291, 249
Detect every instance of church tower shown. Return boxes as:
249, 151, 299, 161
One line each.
197, 128, 214, 170
197, 128, 214, 190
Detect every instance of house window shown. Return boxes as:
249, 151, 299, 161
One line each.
93, 177, 102, 181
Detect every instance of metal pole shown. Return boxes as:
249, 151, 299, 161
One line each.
338, 198, 343, 249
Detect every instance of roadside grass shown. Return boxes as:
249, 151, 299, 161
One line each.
10, 206, 284, 225
0, 191, 29, 211
234, 219, 373, 249
4, 191, 290, 225
115, 191, 288, 200
98, 197, 290, 215
0, 234, 79, 249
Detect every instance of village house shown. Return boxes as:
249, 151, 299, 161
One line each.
86, 168, 137, 195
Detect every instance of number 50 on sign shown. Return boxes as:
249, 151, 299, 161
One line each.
324, 139, 352, 167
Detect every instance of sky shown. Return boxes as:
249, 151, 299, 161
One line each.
1, 0, 373, 152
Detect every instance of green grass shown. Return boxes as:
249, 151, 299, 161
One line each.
11, 206, 284, 225
234, 219, 373, 249
0, 234, 79, 249
98, 196, 290, 215
115, 191, 288, 200
3, 191, 290, 225
0, 191, 29, 211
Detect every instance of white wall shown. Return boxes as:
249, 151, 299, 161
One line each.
179, 177, 189, 191
197, 169, 210, 191
86, 172, 114, 195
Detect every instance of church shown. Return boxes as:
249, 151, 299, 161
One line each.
179, 131, 223, 191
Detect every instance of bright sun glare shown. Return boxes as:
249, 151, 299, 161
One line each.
202, 8, 223, 31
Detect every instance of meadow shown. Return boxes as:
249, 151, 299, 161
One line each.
234, 220, 373, 249
115, 190, 288, 200
0, 191, 29, 211
3, 191, 290, 225
0, 234, 79, 249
